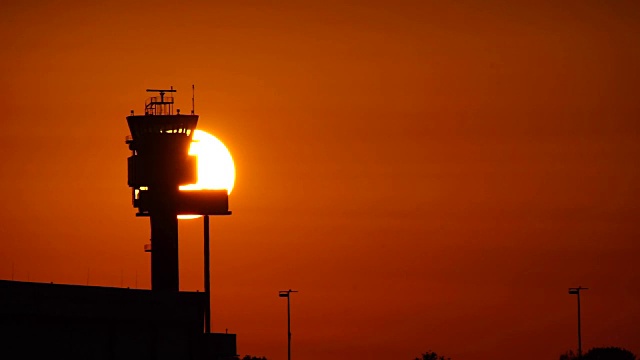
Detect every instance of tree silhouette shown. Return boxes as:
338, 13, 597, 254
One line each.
559, 347, 636, 360
559, 350, 577, 360
415, 350, 451, 360
227, 356, 267, 360
584, 347, 636, 360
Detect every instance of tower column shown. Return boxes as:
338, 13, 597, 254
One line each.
149, 187, 180, 292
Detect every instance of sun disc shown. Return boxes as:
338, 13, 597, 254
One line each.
178, 129, 235, 220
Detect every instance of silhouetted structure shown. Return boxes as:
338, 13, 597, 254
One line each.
126, 89, 231, 334
0, 280, 236, 359
568, 286, 589, 358
279, 289, 298, 360
126, 88, 230, 293
0, 88, 239, 359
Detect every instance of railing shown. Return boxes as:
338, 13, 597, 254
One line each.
145, 96, 174, 115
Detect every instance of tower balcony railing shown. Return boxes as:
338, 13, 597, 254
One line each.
145, 96, 175, 115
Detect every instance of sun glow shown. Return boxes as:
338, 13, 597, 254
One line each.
178, 129, 235, 220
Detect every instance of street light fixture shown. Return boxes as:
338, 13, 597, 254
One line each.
279, 289, 298, 360
568, 286, 589, 358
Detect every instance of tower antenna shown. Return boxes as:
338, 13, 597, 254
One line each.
192, 84, 195, 115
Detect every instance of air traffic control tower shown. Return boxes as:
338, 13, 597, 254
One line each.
126, 88, 230, 293
0, 88, 236, 359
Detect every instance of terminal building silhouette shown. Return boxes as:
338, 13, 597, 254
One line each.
0, 89, 235, 359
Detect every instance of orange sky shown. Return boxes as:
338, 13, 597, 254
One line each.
1, 1, 639, 359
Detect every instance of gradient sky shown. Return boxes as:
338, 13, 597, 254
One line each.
1, 1, 639, 359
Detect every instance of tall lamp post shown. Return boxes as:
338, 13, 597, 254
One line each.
204, 215, 211, 333
568, 286, 588, 358
279, 289, 298, 360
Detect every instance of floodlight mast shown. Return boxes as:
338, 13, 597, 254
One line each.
568, 286, 589, 358
279, 289, 298, 360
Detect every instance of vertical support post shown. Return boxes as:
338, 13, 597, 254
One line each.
577, 291, 582, 358
569, 286, 588, 359
204, 215, 211, 333
279, 289, 297, 360
287, 294, 291, 360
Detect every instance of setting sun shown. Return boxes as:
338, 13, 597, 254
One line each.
178, 129, 235, 220
180, 129, 236, 194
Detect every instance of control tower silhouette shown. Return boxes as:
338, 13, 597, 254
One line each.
0, 88, 237, 359
126, 88, 230, 293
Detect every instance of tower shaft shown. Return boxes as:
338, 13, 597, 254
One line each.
149, 187, 180, 292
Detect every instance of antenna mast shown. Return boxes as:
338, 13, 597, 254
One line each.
192, 84, 195, 115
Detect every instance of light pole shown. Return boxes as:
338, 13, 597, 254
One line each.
568, 286, 588, 358
204, 215, 211, 333
279, 289, 298, 360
